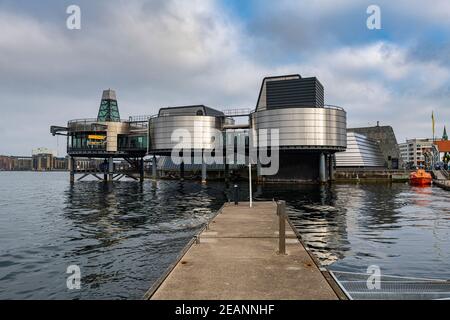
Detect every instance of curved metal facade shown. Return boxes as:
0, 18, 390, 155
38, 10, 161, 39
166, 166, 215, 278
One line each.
149, 116, 232, 152
335, 132, 386, 167
250, 107, 347, 150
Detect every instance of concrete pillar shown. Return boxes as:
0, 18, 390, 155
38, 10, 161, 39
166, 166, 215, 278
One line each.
139, 157, 144, 183
257, 155, 262, 182
329, 154, 335, 181
319, 153, 326, 183
224, 163, 229, 182
108, 157, 114, 181
70, 157, 75, 184
201, 153, 207, 184
152, 155, 157, 180
180, 161, 185, 181
103, 159, 108, 181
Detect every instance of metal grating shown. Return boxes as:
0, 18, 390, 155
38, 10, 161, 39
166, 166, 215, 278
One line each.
330, 270, 450, 300
266, 77, 324, 109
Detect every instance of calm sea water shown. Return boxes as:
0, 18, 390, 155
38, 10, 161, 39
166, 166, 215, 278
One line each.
0, 172, 449, 299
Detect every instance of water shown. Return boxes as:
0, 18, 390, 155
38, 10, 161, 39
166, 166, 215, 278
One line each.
254, 183, 450, 279
0, 172, 449, 299
0, 172, 228, 299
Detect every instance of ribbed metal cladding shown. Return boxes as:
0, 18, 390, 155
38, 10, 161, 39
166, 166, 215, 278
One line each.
335, 132, 386, 167
250, 107, 347, 150
149, 116, 229, 152
266, 77, 324, 108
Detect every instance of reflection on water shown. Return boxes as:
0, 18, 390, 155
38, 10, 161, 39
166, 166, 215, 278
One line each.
0, 172, 227, 299
255, 183, 450, 279
0, 172, 449, 299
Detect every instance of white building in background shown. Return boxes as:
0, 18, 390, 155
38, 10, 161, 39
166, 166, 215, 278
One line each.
398, 138, 437, 168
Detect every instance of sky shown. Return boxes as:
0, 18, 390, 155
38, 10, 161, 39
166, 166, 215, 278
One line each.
0, 0, 449, 156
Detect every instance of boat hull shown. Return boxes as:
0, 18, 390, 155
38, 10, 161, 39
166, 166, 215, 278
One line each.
410, 177, 432, 186
409, 169, 432, 186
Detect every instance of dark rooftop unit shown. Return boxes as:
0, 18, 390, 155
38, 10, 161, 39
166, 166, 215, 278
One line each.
256, 75, 324, 110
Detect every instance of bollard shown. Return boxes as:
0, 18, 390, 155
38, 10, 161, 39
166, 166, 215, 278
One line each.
277, 200, 286, 255
233, 184, 239, 205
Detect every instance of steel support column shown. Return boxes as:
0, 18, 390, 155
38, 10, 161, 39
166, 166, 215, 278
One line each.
257, 155, 262, 182
70, 157, 75, 184
139, 157, 144, 183
329, 154, 335, 181
201, 152, 207, 184
103, 159, 108, 181
152, 155, 157, 180
180, 161, 185, 181
108, 157, 114, 182
319, 153, 326, 183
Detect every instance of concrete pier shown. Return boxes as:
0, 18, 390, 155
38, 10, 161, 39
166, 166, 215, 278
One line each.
147, 202, 339, 300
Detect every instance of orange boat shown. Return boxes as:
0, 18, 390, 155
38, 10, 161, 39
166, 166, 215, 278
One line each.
409, 169, 432, 186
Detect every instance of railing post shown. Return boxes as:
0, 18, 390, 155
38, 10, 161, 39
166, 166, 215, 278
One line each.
277, 200, 286, 255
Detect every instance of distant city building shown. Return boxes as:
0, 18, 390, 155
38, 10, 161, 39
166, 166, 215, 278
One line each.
398, 138, 437, 168
0, 156, 14, 171
13, 157, 33, 170
32, 153, 54, 171
32, 147, 57, 157
348, 122, 402, 169
53, 157, 69, 171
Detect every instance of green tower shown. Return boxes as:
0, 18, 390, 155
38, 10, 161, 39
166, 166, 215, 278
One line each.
443, 126, 448, 141
97, 89, 120, 122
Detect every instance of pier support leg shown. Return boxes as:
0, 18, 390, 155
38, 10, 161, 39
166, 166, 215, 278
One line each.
257, 156, 262, 183
108, 157, 114, 182
139, 157, 144, 183
180, 161, 185, 181
201, 153, 207, 184
319, 153, 326, 183
152, 155, 157, 180
103, 159, 108, 181
329, 154, 335, 181
70, 157, 75, 184
224, 163, 229, 183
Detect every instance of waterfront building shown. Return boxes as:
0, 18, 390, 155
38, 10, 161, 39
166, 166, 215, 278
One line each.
0, 156, 13, 171
51, 89, 148, 182
51, 74, 347, 183
348, 123, 402, 169
335, 132, 385, 168
32, 153, 54, 171
12, 156, 33, 171
250, 75, 347, 182
53, 157, 68, 170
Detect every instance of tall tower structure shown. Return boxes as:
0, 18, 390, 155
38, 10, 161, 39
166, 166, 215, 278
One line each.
97, 89, 121, 122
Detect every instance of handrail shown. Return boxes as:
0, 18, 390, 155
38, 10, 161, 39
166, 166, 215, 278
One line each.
128, 115, 158, 122
324, 104, 345, 111
68, 118, 128, 124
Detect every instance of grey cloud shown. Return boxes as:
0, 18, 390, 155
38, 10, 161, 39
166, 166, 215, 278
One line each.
0, 0, 449, 155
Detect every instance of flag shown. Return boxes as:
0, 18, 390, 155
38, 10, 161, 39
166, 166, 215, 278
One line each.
432, 111, 435, 141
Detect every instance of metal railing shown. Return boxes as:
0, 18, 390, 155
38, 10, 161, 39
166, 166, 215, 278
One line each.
222, 108, 254, 117
324, 104, 345, 111
127, 115, 157, 122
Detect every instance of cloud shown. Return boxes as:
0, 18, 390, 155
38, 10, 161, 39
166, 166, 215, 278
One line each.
0, 0, 449, 155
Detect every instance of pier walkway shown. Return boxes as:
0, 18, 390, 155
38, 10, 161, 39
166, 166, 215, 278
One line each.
432, 170, 450, 191
147, 201, 339, 300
